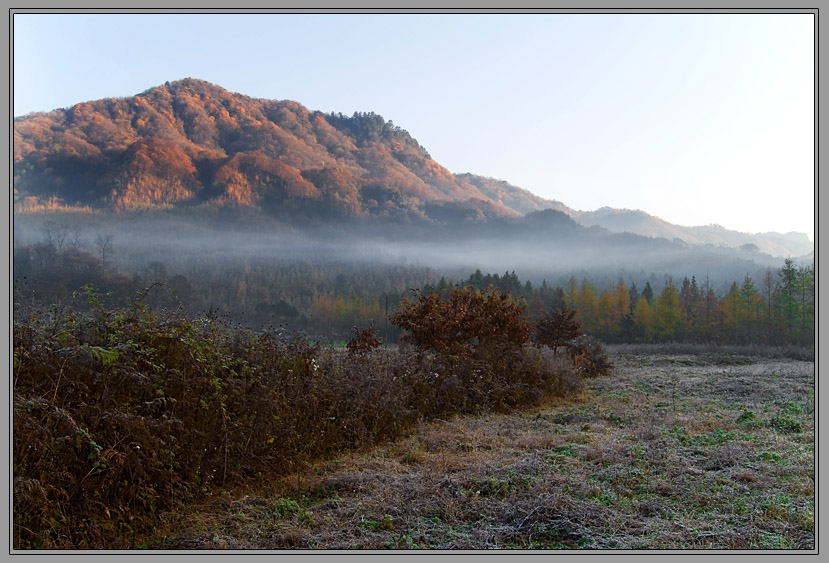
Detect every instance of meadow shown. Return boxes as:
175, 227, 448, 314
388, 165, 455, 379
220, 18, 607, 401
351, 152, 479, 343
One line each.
148, 349, 815, 551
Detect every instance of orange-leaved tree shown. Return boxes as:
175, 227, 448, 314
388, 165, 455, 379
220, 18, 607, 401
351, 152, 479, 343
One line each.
390, 285, 531, 361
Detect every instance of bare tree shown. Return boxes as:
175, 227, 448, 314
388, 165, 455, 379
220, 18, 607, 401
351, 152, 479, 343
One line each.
41, 221, 68, 253
66, 225, 83, 252
94, 234, 114, 270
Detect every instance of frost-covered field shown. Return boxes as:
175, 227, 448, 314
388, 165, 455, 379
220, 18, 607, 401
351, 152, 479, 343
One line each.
152, 353, 815, 551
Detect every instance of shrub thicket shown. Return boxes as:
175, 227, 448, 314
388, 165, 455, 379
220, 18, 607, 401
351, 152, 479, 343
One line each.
390, 286, 610, 412
13, 285, 605, 549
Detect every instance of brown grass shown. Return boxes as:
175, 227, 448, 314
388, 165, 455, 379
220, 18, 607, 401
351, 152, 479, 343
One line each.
147, 352, 815, 551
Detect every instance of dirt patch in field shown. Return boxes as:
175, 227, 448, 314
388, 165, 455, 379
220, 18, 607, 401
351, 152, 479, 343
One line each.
150, 354, 815, 551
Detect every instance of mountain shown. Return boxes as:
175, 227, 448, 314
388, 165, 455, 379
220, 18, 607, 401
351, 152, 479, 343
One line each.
13, 78, 809, 266
13, 78, 525, 222
574, 208, 813, 258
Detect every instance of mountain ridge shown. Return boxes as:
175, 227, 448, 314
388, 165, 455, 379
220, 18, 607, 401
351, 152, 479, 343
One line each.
13, 78, 522, 221
573, 207, 813, 258
13, 78, 811, 258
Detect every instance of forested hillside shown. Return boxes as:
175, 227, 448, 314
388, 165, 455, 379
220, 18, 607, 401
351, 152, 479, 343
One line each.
13, 78, 549, 221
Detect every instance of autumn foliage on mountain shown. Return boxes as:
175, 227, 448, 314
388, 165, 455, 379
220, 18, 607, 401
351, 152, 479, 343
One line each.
13, 78, 552, 220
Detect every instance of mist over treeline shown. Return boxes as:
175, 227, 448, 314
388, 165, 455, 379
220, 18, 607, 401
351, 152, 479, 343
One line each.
12, 208, 794, 283
12, 209, 813, 346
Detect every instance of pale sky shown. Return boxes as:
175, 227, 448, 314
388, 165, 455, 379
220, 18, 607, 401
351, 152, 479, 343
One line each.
12, 12, 815, 240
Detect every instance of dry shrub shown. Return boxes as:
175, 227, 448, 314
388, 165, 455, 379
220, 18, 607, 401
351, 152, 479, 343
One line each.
346, 324, 382, 354
13, 286, 597, 549
539, 348, 585, 397
13, 291, 258, 548
390, 287, 603, 415
569, 335, 612, 378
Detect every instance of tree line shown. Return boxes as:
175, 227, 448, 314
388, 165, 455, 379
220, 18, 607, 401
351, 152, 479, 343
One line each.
13, 223, 814, 348
438, 266, 814, 347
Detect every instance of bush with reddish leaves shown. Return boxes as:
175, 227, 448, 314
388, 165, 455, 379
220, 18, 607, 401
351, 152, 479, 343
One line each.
390, 286, 531, 361
346, 324, 382, 354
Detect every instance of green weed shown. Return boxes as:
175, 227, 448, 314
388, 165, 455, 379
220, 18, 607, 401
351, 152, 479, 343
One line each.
274, 498, 301, 518
360, 514, 393, 531
769, 416, 802, 434
758, 451, 783, 464
736, 409, 756, 423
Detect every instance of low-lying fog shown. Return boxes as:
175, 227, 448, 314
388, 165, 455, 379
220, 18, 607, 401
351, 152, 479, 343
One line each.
13, 212, 796, 294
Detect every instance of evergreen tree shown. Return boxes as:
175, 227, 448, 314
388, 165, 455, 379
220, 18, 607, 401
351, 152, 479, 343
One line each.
778, 258, 799, 340
539, 281, 565, 312
721, 282, 742, 343
697, 275, 719, 343
627, 282, 640, 315
762, 268, 778, 344
796, 263, 815, 345
678, 276, 701, 341
564, 276, 579, 310
642, 281, 654, 304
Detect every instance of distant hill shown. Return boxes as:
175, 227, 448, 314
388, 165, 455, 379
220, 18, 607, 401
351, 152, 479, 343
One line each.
573, 208, 813, 259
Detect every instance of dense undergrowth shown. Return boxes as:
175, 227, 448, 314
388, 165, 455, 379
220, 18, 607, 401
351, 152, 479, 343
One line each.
13, 286, 608, 549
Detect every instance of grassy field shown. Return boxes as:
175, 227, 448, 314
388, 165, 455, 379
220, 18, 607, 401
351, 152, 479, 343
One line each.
147, 351, 815, 551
